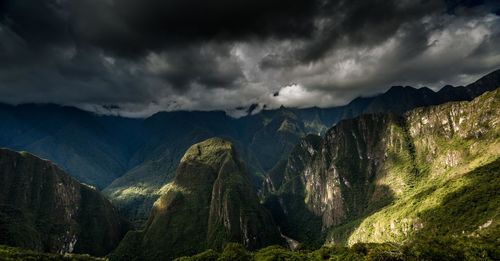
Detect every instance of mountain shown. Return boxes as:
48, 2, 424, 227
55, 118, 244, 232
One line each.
105, 69, 500, 227
266, 88, 500, 246
103, 109, 308, 227
0, 149, 129, 256
0, 104, 143, 189
111, 138, 283, 260
330, 68, 500, 116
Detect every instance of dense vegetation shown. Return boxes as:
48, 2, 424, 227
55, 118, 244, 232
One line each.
176, 231, 499, 261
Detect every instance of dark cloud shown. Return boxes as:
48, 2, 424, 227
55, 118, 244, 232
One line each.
51, 0, 318, 58
0, 0, 499, 116
0, 0, 71, 48
260, 0, 445, 67
144, 44, 243, 90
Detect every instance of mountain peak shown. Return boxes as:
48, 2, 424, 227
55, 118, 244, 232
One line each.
180, 137, 235, 164
113, 137, 283, 260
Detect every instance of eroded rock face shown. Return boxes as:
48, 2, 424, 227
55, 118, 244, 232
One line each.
270, 88, 500, 245
112, 138, 283, 261
0, 149, 128, 256
271, 114, 412, 243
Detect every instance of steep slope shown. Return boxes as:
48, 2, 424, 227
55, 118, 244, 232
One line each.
0, 149, 128, 256
268, 88, 500, 246
111, 138, 283, 260
336, 88, 500, 244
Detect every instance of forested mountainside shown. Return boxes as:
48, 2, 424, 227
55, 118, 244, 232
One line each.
0, 149, 128, 256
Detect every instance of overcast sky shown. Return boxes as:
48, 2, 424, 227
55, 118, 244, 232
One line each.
1, 0, 499, 117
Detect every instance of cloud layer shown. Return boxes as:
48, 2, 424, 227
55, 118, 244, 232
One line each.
0, 0, 499, 117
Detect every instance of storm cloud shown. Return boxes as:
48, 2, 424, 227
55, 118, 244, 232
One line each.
0, 0, 499, 116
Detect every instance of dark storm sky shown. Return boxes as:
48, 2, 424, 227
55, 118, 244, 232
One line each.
0, 0, 499, 117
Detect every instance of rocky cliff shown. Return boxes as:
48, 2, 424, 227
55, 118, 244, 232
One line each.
111, 138, 283, 260
268, 88, 500, 245
0, 149, 128, 256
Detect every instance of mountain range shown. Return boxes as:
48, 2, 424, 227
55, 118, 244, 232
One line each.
0, 69, 498, 260
1, 69, 498, 228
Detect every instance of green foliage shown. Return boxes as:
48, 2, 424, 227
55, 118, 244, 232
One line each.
176, 249, 220, 261
403, 234, 500, 261
218, 243, 252, 261
254, 245, 305, 261
336, 157, 500, 245
178, 233, 500, 261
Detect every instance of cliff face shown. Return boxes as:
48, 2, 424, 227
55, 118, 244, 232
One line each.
112, 138, 282, 260
0, 149, 128, 256
269, 114, 414, 244
270, 88, 500, 245
342, 89, 500, 244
